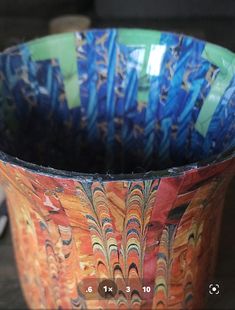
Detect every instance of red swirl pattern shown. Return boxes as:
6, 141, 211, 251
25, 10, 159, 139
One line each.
0, 158, 234, 309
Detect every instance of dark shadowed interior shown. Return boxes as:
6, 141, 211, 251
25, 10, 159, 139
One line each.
0, 29, 234, 174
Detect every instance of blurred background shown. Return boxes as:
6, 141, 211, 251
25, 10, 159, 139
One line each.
0, 0, 235, 50
0, 0, 235, 309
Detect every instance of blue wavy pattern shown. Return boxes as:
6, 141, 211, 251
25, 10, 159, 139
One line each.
0, 29, 234, 173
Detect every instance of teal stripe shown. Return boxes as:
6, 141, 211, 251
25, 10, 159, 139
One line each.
28, 33, 80, 109
195, 43, 235, 137
118, 29, 161, 104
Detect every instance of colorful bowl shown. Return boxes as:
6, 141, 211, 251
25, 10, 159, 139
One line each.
0, 29, 234, 309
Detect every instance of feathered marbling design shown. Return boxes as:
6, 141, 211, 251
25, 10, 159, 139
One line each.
0, 157, 234, 309
0, 29, 234, 173
0, 28, 235, 309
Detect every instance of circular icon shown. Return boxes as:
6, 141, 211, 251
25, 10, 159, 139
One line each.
209, 283, 220, 295
98, 279, 118, 299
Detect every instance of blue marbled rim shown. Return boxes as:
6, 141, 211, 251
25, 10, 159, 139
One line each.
0, 28, 234, 181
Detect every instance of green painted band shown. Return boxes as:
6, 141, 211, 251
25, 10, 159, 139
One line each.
195, 43, 235, 137
28, 33, 80, 109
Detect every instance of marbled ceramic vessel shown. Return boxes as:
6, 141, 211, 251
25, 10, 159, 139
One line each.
0, 29, 234, 309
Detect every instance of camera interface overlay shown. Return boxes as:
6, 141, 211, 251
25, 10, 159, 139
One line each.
78, 278, 154, 300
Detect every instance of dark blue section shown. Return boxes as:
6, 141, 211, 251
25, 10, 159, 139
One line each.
0, 29, 234, 173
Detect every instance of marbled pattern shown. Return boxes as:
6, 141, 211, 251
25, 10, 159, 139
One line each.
0, 29, 234, 173
0, 158, 234, 309
0, 28, 235, 309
